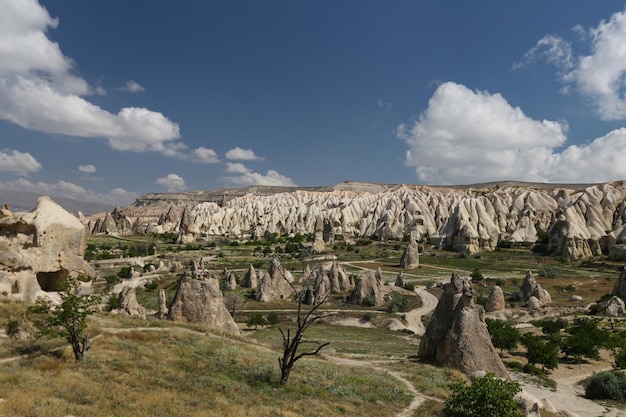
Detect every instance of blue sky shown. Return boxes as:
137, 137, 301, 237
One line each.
2, 0, 626, 206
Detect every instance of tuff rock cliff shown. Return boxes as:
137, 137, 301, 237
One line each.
0, 196, 93, 303
86, 180, 626, 259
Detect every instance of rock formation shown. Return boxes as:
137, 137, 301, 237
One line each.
241, 265, 258, 289
155, 288, 168, 319
611, 267, 626, 299
255, 258, 294, 302
485, 285, 505, 312
419, 273, 466, 359
604, 296, 626, 317
86, 181, 626, 260
350, 270, 384, 306
419, 273, 509, 379
519, 270, 551, 307
0, 196, 94, 303
226, 271, 237, 290
116, 286, 146, 319
400, 239, 420, 269
395, 271, 406, 288
168, 274, 239, 335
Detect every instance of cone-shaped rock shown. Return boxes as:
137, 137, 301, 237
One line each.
155, 288, 168, 319
241, 265, 258, 289
485, 285, 505, 312
350, 270, 384, 306
400, 240, 420, 269
436, 279, 509, 379
168, 275, 240, 335
605, 296, 626, 317
612, 267, 626, 299
117, 286, 146, 319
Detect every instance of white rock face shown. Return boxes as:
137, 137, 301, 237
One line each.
0, 197, 93, 303
87, 181, 626, 259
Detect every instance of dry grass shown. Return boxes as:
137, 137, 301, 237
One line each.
0, 327, 412, 417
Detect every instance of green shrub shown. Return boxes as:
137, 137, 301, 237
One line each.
403, 282, 416, 291
6, 319, 19, 339
470, 268, 484, 282
584, 371, 626, 401
266, 312, 280, 325
537, 265, 556, 278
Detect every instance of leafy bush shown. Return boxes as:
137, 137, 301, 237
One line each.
443, 373, 524, 417
584, 371, 626, 401
470, 268, 484, 282
387, 294, 420, 313
117, 266, 133, 279
6, 319, 19, 339
266, 312, 280, 325
537, 265, 556, 278
403, 282, 416, 291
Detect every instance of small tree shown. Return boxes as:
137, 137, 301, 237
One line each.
561, 318, 608, 363
247, 313, 267, 330
486, 318, 520, 356
443, 373, 524, 417
224, 293, 244, 317
521, 333, 559, 372
278, 282, 331, 385
33, 276, 101, 362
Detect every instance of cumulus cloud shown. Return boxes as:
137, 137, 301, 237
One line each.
224, 162, 250, 174
0, 149, 42, 173
0, 178, 137, 206
116, 80, 145, 93
223, 169, 296, 187
155, 173, 187, 192
0, 0, 182, 155
78, 164, 96, 174
191, 147, 219, 163
225, 147, 263, 161
519, 7, 626, 120
398, 82, 573, 184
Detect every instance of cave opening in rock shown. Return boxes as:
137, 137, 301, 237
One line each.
37, 270, 68, 291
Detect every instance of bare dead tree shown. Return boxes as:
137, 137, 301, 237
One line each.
224, 293, 244, 318
278, 280, 331, 385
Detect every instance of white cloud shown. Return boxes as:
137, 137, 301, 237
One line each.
116, 80, 144, 93
0, 149, 42, 173
0, 178, 137, 206
376, 99, 392, 112
520, 8, 626, 120
513, 35, 574, 72
225, 147, 263, 161
0, 0, 182, 155
224, 162, 250, 174
78, 164, 96, 174
223, 169, 296, 187
191, 147, 219, 163
155, 173, 187, 192
397, 82, 572, 184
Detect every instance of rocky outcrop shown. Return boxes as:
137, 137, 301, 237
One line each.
419, 273, 466, 359
611, 267, 626, 299
604, 296, 626, 317
0, 197, 94, 303
520, 270, 551, 307
395, 271, 406, 288
485, 285, 505, 312
255, 258, 294, 302
86, 181, 626, 259
226, 271, 237, 290
116, 286, 146, 319
419, 273, 509, 379
400, 240, 420, 269
155, 288, 168, 319
350, 270, 384, 306
241, 265, 258, 289
167, 274, 239, 335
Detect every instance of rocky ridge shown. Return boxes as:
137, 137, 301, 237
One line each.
85, 180, 626, 259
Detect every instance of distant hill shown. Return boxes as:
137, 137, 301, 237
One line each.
0, 190, 115, 215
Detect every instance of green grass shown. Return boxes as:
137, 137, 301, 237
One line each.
0, 328, 412, 417
250, 322, 420, 357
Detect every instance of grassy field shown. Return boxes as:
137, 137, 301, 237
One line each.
0, 323, 413, 417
